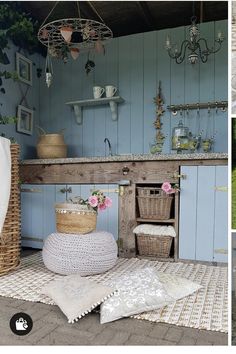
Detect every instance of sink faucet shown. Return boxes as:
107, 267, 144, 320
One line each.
104, 138, 113, 156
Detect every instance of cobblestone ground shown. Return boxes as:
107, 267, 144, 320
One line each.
0, 249, 226, 346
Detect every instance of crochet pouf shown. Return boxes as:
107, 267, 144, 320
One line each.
42, 231, 118, 276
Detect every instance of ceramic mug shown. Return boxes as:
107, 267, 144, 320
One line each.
93, 86, 105, 99
105, 85, 117, 98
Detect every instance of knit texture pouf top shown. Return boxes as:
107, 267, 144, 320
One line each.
42, 231, 118, 276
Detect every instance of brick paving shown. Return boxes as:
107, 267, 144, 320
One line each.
0, 289, 227, 345
0, 249, 227, 346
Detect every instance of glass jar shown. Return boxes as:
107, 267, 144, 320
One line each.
172, 120, 189, 153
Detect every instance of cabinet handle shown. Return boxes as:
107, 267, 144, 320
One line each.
59, 187, 72, 194
214, 186, 227, 192
122, 166, 130, 175
21, 188, 42, 193
172, 172, 187, 179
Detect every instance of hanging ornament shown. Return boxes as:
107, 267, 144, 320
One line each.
60, 26, 73, 43
45, 45, 53, 88
70, 47, 80, 60
95, 39, 105, 55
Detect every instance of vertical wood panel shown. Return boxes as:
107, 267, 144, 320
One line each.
143, 31, 157, 153
43, 185, 57, 239
196, 166, 215, 261
213, 166, 228, 262
130, 33, 144, 154
214, 20, 228, 152
156, 29, 171, 153
118, 36, 131, 154
105, 41, 119, 155
179, 166, 198, 260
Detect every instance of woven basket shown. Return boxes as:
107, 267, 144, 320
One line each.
137, 187, 173, 219
55, 203, 97, 234
137, 234, 173, 258
0, 144, 20, 276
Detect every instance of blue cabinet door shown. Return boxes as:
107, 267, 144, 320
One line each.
179, 166, 228, 262
21, 184, 66, 248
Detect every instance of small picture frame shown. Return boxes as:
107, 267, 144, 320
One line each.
16, 53, 32, 86
16, 105, 34, 135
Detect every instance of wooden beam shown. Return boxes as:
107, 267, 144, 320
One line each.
136, 1, 155, 30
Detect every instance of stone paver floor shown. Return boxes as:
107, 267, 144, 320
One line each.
0, 249, 227, 346
0, 296, 228, 345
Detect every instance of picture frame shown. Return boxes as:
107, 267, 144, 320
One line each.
16, 105, 34, 135
16, 52, 32, 86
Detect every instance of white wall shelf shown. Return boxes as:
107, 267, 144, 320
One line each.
66, 96, 124, 124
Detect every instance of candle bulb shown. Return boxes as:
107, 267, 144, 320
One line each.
166, 35, 171, 49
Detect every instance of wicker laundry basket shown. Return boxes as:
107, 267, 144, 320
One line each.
0, 144, 21, 276
137, 187, 173, 219
137, 234, 173, 258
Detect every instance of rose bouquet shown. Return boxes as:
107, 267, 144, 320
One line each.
67, 190, 112, 213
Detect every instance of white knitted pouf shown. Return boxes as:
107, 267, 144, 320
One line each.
42, 231, 118, 276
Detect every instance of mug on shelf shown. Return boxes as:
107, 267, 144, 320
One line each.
105, 85, 117, 98
93, 86, 105, 99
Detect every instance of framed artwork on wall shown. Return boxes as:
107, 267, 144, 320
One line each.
16, 105, 34, 135
16, 53, 32, 86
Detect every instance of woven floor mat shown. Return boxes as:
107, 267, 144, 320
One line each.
0, 252, 228, 333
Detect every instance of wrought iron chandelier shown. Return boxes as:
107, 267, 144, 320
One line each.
165, 15, 224, 65
38, 1, 113, 87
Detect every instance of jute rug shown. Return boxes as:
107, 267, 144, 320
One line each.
0, 252, 228, 333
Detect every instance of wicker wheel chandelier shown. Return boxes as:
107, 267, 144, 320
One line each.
38, 1, 113, 86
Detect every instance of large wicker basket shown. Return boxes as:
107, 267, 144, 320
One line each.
137, 234, 172, 258
55, 203, 97, 234
137, 187, 173, 219
0, 144, 20, 276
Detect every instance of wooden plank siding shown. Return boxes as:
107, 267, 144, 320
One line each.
38, 20, 228, 158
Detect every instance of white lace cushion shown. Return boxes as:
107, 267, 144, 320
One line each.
100, 268, 173, 324
100, 267, 202, 324
133, 224, 176, 237
42, 231, 118, 276
41, 274, 115, 323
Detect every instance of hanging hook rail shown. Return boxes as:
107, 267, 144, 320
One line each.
167, 100, 228, 114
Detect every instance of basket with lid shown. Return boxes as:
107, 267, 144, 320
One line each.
137, 186, 173, 220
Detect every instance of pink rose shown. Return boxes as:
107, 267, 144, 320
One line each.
88, 195, 98, 207
161, 182, 172, 193
166, 188, 175, 194
104, 197, 112, 208
98, 203, 107, 211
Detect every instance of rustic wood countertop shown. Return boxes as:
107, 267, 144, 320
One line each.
21, 152, 228, 165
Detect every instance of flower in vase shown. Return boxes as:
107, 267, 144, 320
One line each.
105, 197, 112, 208
98, 203, 107, 211
88, 195, 98, 208
161, 182, 172, 194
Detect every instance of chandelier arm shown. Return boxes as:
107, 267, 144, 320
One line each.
167, 39, 190, 59
40, 1, 60, 28
175, 42, 189, 64
87, 1, 105, 23
197, 43, 209, 63
197, 37, 222, 55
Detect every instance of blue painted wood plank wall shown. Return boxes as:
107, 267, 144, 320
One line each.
38, 20, 227, 157
1, 43, 40, 159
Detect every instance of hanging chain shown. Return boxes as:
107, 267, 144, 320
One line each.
76, 1, 81, 18
87, 1, 105, 23
40, 1, 60, 27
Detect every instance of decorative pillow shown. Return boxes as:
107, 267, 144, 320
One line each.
133, 224, 176, 237
100, 268, 173, 324
41, 274, 115, 323
100, 268, 202, 324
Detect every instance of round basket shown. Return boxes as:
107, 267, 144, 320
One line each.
0, 144, 20, 276
37, 133, 67, 159
55, 203, 97, 234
